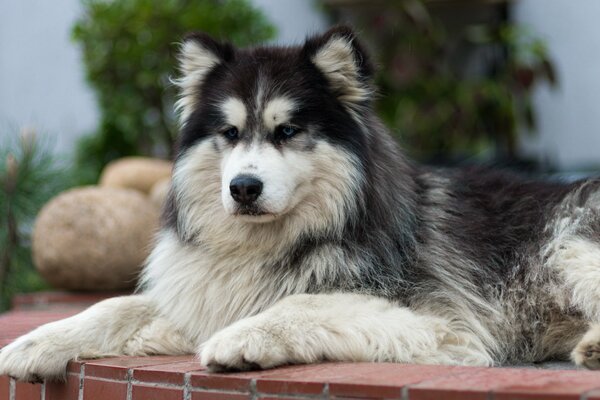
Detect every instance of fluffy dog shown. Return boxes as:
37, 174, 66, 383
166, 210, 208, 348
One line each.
2, 26, 600, 382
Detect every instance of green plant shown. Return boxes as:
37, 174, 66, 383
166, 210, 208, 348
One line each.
72, 0, 276, 182
324, 0, 556, 164
0, 130, 73, 310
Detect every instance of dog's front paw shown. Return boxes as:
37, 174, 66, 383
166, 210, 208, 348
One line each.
199, 319, 292, 372
0, 334, 72, 382
572, 325, 600, 370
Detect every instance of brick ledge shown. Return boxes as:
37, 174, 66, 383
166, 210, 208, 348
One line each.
11, 290, 131, 311
1, 295, 600, 400
2, 357, 600, 400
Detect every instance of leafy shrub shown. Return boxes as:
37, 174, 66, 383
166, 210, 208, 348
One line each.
72, 0, 276, 181
324, 1, 556, 165
0, 130, 73, 310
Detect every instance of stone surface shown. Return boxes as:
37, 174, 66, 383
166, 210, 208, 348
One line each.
32, 186, 160, 290
99, 157, 172, 194
149, 177, 171, 208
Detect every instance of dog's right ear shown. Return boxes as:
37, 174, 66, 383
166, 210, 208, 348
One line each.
174, 33, 235, 124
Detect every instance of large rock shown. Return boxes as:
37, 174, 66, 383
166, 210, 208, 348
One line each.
149, 177, 171, 208
99, 157, 172, 194
32, 186, 160, 290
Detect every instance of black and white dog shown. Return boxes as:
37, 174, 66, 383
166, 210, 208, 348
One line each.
2, 26, 600, 382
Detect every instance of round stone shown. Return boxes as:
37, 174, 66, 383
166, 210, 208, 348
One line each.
99, 157, 172, 194
149, 177, 171, 208
32, 186, 160, 290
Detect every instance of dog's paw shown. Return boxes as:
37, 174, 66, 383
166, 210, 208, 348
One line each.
0, 334, 71, 382
572, 325, 600, 370
199, 319, 292, 372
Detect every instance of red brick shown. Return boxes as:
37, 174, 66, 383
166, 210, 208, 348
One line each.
132, 383, 183, 400
15, 381, 42, 400
12, 291, 128, 310
67, 361, 83, 374
410, 367, 600, 400
328, 363, 469, 399
586, 390, 600, 400
256, 380, 323, 395
331, 398, 383, 400
190, 373, 252, 392
0, 310, 81, 347
255, 363, 366, 395
494, 394, 581, 400
192, 362, 362, 395
83, 377, 127, 400
409, 390, 486, 400
189, 369, 267, 392
83, 361, 129, 381
191, 364, 338, 397
84, 355, 192, 380
132, 357, 201, 385
408, 367, 497, 400
0, 375, 10, 400
490, 369, 600, 400
191, 391, 250, 400
258, 396, 307, 400
45, 374, 80, 400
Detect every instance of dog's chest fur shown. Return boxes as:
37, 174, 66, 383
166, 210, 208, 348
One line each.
141, 231, 357, 344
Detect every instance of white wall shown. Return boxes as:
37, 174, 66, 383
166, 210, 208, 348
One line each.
514, 0, 600, 170
0, 0, 326, 155
253, 0, 327, 44
0, 1, 99, 154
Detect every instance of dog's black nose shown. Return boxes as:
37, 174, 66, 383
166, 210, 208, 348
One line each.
230, 175, 263, 205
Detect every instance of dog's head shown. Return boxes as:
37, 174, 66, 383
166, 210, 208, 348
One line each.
170, 26, 374, 241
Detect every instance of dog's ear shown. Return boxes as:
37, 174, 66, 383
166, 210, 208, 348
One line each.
178, 32, 235, 76
174, 33, 235, 124
303, 26, 374, 106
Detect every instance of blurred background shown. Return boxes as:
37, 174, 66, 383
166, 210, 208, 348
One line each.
1, 0, 599, 310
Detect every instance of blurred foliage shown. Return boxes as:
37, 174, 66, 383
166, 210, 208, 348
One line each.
325, 0, 556, 164
72, 0, 276, 182
0, 130, 74, 310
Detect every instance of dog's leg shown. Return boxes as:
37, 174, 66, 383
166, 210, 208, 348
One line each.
547, 237, 600, 321
200, 293, 493, 371
542, 236, 600, 367
0, 295, 193, 382
572, 324, 600, 369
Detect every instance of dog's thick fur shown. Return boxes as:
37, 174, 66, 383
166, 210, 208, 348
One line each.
2, 26, 600, 381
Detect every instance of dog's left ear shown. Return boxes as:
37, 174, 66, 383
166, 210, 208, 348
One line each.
303, 26, 374, 106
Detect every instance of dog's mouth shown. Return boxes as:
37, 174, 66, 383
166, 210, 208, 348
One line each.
236, 204, 266, 215
234, 205, 278, 223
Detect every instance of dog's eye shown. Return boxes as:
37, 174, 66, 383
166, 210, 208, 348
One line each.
275, 125, 299, 141
223, 127, 239, 141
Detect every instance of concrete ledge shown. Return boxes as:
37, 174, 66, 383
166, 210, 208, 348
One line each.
1, 293, 600, 400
